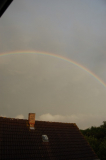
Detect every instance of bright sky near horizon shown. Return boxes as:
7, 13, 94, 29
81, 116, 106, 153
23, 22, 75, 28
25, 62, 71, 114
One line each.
0, 0, 106, 129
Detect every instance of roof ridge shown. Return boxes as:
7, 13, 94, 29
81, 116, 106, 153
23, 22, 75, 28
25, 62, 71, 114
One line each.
0, 116, 77, 124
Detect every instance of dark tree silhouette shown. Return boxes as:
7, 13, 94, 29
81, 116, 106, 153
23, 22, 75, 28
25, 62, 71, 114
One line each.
80, 121, 106, 160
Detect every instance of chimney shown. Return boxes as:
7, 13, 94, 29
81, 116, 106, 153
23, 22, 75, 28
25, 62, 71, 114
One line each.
28, 113, 35, 128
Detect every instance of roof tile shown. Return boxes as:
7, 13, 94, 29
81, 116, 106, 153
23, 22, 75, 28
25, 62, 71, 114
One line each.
0, 116, 99, 160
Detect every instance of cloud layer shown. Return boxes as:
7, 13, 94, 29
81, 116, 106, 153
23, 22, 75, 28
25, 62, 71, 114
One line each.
15, 114, 24, 119
38, 113, 105, 129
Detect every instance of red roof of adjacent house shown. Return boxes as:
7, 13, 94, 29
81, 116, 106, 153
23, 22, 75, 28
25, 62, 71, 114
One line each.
0, 116, 99, 160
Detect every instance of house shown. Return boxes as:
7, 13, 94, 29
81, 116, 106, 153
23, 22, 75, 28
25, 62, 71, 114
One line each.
0, 113, 100, 160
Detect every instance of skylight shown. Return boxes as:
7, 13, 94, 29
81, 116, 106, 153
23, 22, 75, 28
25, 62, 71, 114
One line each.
42, 135, 49, 142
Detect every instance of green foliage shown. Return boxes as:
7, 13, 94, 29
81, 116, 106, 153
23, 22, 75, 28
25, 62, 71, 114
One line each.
98, 138, 106, 160
84, 135, 100, 153
100, 121, 106, 129
80, 121, 106, 160
80, 124, 106, 140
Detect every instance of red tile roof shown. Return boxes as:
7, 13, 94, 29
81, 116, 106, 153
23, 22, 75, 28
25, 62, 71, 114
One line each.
0, 116, 99, 160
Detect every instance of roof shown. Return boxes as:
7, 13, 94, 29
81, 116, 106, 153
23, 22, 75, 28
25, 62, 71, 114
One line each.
0, 116, 99, 160
0, 0, 13, 17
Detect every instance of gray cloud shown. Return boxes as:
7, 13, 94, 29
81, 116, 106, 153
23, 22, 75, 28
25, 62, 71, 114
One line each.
0, 55, 106, 123
38, 113, 106, 129
15, 114, 24, 119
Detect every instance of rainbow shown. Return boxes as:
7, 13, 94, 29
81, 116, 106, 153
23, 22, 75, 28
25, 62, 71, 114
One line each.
0, 50, 106, 88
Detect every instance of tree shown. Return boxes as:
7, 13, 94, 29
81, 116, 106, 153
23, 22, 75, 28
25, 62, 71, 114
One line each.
98, 137, 106, 160
84, 135, 100, 154
80, 121, 106, 160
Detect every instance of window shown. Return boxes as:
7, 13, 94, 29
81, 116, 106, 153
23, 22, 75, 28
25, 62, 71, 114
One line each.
42, 135, 49, 142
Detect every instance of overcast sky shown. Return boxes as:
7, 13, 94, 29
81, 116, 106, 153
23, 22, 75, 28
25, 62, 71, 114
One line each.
0, 0, 106, 129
